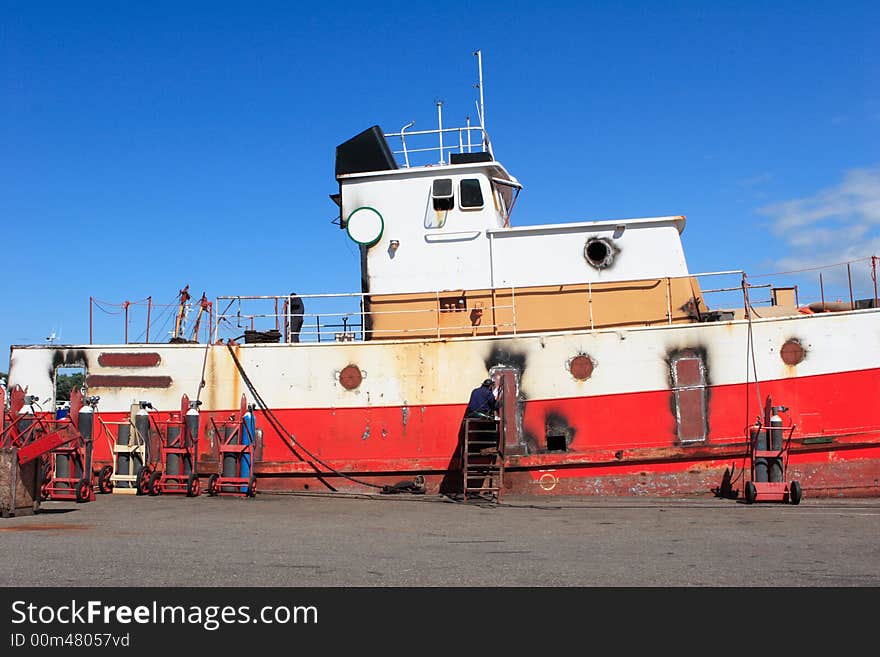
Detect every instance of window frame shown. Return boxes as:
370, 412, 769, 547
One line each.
459, 178, 484, 210
432, 178, 454, 211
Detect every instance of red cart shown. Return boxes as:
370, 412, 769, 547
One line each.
207, 395, 257, 498
40, 391, 106, 503
744, 398, 802, 505
142, 395, 202, 497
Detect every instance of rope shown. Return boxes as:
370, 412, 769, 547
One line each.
748, 255, 874, 279
731, 273, 765, 492
195, 335, 212, 404
224, 343, 385, 491
742, 277, 764, 410
91, 300, 125, 315
133, 300, 176, 343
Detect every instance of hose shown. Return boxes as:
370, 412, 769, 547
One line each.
225, 343, 385, 491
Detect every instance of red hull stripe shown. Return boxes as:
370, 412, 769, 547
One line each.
86, 367, 880, 494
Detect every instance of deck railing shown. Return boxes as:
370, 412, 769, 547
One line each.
211, 268, 833, 345
384, 122, 491, 168
84, 257, 879, 346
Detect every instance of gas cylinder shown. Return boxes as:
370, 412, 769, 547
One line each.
76, 397, 99, 481
751, 421, 768, 483
116, 422, 131, 487
221, 422, 239, 493
135, 401, 152, 472
241, 404, 256, 492
166, 417, 181, 476
769, 406, 786, 483
184, 401, 201, 475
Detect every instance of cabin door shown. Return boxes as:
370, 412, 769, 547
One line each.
490, 367, 525, 456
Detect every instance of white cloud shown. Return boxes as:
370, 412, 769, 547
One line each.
756, 167, 880, 298
759, 166, 880, 233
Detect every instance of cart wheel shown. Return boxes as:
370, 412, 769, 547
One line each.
186, 473, 201, 497
745, 481, 757, 504
789, 480, 802, 505
207, 473, 219, 497
149, 471, 163, 496
75, 477, 91, 503
247, 475, 257, 498
98, 465, 114, 494
135, 466, 150, 496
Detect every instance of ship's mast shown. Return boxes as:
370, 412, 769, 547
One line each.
436, 99, 444, 164
172, 285, 191, 341
473, 49, 491, 157
474, 49, 485, 134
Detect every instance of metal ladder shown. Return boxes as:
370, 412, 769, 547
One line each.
462, 417, 504, 502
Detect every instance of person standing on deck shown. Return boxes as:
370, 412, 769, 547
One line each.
466, 378, 499, 419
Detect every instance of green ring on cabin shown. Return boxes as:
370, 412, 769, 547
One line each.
345, 206, 384, 246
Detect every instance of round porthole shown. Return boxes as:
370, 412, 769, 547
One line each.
346, 207, 384, 246
339, 364, 363, 390
569, 354, 594, 381
584, 237, 615, 269
780, 339, 805, 366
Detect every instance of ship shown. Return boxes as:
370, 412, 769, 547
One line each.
4, 52, 880, 501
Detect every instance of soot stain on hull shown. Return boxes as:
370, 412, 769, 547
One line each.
544, 411, 577, 452
484, 344, 527, 374
485, 344, 535, 452
49, 349, 89, 380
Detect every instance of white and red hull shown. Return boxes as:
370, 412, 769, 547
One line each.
8, 308, 880, 497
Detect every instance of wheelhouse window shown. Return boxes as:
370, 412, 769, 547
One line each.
459, 178, 484, 209
432, 178, 454, 211
426, 178, 453, 229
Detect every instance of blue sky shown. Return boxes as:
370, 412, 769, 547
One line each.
2, 1, 878, 363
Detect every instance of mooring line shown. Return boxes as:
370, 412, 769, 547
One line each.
224, 343, 386, 491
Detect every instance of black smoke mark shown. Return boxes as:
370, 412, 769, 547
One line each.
49, 349, 89, 380
484, 345, 526, 373
544, 412, 577, 451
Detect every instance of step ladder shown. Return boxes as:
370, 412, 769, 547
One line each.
462, 417, 504, 503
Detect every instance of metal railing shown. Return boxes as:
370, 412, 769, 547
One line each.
212, 292, 518, 344
385, 122, 491, 168
95, 257, 878, 347
210, 271, 769, 345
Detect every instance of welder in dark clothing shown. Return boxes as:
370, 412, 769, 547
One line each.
466, 378, 499, 419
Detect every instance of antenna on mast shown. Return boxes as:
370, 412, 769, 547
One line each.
435, 99, 444, 164
474, 50, 485, 129
473, 49, 491, 157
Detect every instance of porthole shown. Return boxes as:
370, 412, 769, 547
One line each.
584, 237, 615, 269
339, 365, 363, 390
780, 339, 805, 366
569, 355, 594, 381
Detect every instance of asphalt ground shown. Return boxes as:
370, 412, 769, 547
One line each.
2, 491, 879, 587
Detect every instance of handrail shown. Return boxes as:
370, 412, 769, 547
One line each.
212, 273, 745, 345
384, 125, 489, 168
205, 260, 879, 345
